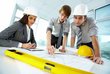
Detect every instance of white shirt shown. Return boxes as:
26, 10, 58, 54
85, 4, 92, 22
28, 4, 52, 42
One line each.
47, 17, 70, 37
71, 17, 98, 43
26, 25, 31, 42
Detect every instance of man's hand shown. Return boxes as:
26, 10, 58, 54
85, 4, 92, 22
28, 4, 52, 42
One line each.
93, 57, 103, 64
59, 46, 66, 52
47, 45, 55, 55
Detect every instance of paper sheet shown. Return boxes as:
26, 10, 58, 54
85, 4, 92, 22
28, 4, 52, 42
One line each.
8, 47, 94, 72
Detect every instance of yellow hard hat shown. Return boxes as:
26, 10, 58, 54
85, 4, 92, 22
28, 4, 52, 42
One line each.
77, 45, 93, 57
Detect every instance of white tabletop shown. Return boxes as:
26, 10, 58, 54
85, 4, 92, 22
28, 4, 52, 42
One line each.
0, 47, 110, 74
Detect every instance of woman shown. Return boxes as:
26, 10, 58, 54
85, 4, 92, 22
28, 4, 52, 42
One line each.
0, 7, 37, 49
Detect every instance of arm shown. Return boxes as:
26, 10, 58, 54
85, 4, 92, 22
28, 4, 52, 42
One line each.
46, 18, 55, 54
46, 30, 55, 54
88, 18, 100, 57
71, 36, 76, 47
89, 18, 103, 64
91, 36, 103, 64
71, 23, 76, 48
62, 35, 67, 49
91, 36, 100, 57
59, 34, 68, 52
0, 22, 20, 47
46, 30, 52, 47
0, 40, 20, 47
46, 18, 54, 47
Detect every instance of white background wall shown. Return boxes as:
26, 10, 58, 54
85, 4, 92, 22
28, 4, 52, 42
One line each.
0, 0, 16, 32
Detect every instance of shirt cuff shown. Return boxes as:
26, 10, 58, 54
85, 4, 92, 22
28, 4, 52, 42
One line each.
89, 31, 98, 37
18, 43, 22, 48
63, 32, 68, 37
47, 27, 52, 32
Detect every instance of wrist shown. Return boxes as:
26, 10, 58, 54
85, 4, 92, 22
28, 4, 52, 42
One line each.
95, 53, 100, 57
61, 45, 65, 50
18, 43, 23, 48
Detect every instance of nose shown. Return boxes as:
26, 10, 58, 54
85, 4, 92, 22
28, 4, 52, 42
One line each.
32, 19, 36, 23
61, 16, 64, 19
76, 19, 79, 24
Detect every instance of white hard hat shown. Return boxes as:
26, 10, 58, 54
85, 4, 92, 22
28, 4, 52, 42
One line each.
73, 4, 88, 15
23, 7, 38, 17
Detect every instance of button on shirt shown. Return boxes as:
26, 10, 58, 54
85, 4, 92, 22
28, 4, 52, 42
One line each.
47, 17, 70, 37
71, 17, 98, 43
26, 25, 31, 42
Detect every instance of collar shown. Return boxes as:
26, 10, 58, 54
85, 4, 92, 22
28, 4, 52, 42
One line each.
82, 17, 88, 26
26, 25, 30, 30
76, 20, 86, 28
57, 17, 67, 24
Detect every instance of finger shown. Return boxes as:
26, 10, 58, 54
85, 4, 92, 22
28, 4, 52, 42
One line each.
94, 58, 103, 64
51, 46, 55, 53
48, 50, 50, 54
93, 57, 97, 62
25, 45, 30, 49
28, 45, 32, 48
51, 46, 55, 49
90, 57, 93, 60
32, 43, 35, 46
48, 49, 52, 54
32, 45, 36, 49
99, 60, 103, 64
50, 49, 54, 55
26, 47, 30, 50
96, 58, 100, 64
99, 61, 102, 64
59, 49, 66, 52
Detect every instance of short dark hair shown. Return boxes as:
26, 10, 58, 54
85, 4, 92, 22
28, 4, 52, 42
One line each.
59, 5, 71, 18
19, 14, 29, 25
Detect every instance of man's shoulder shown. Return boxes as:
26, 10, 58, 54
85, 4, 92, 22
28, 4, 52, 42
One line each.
50, 17, 58, 22
71, 22, 77, 30
71, 22, 76, 26
87, 17, 95, 23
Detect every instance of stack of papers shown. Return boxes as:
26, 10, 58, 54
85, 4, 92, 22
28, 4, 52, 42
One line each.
7, 47, 94, 72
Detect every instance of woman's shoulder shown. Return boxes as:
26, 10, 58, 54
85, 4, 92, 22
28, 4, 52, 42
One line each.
13, 21, 23, 25
12, 21, 25, 27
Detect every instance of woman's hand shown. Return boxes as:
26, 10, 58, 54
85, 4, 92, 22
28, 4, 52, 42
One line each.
22, 43, 36, 49
31, 43, 36, 49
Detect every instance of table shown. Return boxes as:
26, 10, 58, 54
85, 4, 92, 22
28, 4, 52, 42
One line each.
0, 47, 110, 74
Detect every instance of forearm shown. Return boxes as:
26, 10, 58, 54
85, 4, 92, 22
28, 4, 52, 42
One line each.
46, 31, 52, 46
70, 37, 75, 47
91, 36, 100, 57
62, 35, 67, 48
0, 39, 19, 47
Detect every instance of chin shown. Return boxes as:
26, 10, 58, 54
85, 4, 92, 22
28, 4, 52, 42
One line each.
76, 24, 80, 26
29, 24, 33, 26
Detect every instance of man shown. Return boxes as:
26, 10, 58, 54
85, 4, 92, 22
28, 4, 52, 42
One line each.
71, 4, 103, 64
46, 5, 71, 54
